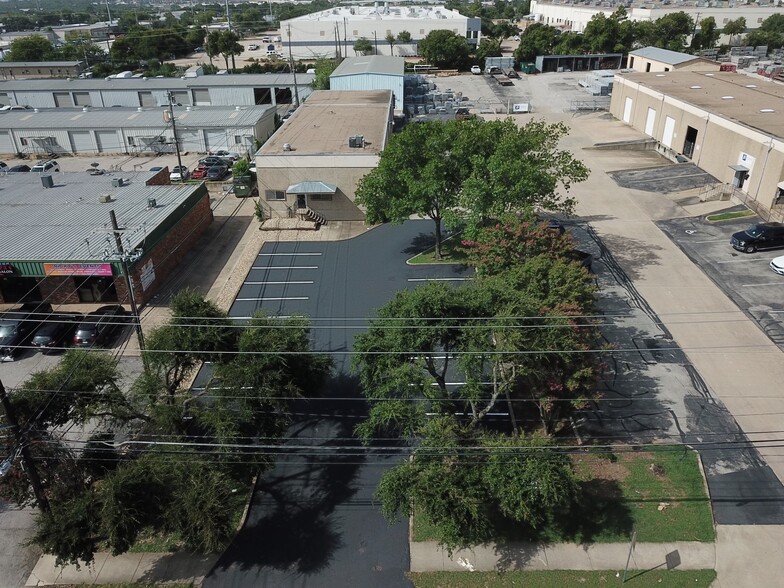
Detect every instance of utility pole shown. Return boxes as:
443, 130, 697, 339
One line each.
287, 25, 300, 108
225, 0, 236, 70
166, 91, 185, 181
374, 31, 378, 55
0, 380, 50, 513
109, 210, 145, 356
104, 0, 113, 51
343, 18, 348, 59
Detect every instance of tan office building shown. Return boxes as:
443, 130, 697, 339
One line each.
610, 71, 784, 217
627, 47, 720, 74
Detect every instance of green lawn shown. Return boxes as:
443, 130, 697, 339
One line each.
408, 235, 469, 265
408, 570, 716, 588
705, 209, 755, 222
413, 446, 715, 545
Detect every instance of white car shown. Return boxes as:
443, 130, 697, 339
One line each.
31, 159, 60, 173
470, 65, 481, 75
770, 255, 784, 275
248, 44, 259, 50
211, 150, 240, 162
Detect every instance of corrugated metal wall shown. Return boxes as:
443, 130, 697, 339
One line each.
13, 91, 56, 108
329, 73, 402, 107
207, 87, 255, 106
101, 90, 140, 107
16, 130, 70, 152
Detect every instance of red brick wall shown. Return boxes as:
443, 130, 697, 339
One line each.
145, 167, 171, 186
114, 193, 213, 306
38, 275, 80, 305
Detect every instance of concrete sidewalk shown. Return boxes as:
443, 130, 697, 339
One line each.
410, 539, 715, 573
25, 552, 218, 586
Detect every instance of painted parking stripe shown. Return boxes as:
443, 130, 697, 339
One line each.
741, 282, 784, 287
235, 297, 309, 301
258, 252, 323, 256
244, 281, 314, 285
407, 277, 473, 282
251, 266, 319, 270
714, 258, 773, 264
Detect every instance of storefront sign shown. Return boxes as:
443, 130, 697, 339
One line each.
140, 260, 156, 292
43, 263, 113, 277
0, 263, 15, 275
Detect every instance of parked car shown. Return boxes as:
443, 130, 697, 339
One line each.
0, 302, 52, 360
206, 164, 230, 180
149, 166, 164, 172
730, 222, 784, 253
454, 107, 475, 121
248, 43, 259, 50
73, 305, 130, 349
770, 255, 784, 275
191, 166, 209, 179
280, 109, 296, 122
210, 150, 240, 161
199, 156, 232, 168
470, 65, 481, 75
31, 314, 82, 354
487, 66, 502, 75
31, 159, 60, 173
169, 165, 190, 181
7, 164, 31, 172
0, 161, 7, 172
0, 104, 32, 111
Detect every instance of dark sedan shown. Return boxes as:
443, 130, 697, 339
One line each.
199, 156, 232, 168
7, 164, 31, 172
206, 164, 229, 180
32, 314, 82, 354
73, 305, 130, 348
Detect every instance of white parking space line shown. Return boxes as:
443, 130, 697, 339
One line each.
692, 239, 730, 244
714, 258, 772, 264
244, 281, 314, 285
407, 277, 473, 282
741, 282, 783, 288
235, 297, 309, 301
251, 266, 319, 270
258, 253, 323, 256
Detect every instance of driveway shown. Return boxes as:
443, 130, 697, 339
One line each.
204, 220, 471, 588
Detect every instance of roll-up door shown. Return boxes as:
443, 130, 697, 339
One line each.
138, 91, 154, 107
69, 131, 93, 153
73, 92, 92, 107
170, 90, 189, 105
53, 92, 73, 107
192, 88, 211, 105
95, 130, 122, 153
0, 131, 15, 154
179, 130, 201, 152
204, 129, 226, 151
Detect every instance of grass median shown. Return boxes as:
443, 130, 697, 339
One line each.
408, 570, 717, 588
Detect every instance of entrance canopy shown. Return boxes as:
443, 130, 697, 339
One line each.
286, 181, 337, 194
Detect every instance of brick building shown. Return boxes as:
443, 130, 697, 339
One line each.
0, 169, 212, 307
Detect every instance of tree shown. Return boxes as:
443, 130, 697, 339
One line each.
474, 38, 502, 66
397, 30, 412, 43
745, 30, 784, 52
691, 16, 719, 51
487, 21, 518, 41
653, 11, 694, 51
5, 35, 56, 61
206, 30, 222, 66
385, 32, 396, 55
312, 57, 339, 89
418, 29, 471, 70
723, 17, 746, 46
514, 23, 559, 63
760, 14, 784, 34
215, 30, 244, 70
582, 8, 633, 54
353, 36, 373, 56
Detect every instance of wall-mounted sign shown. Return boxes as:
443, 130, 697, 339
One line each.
0, 263, 15, 275
43, 263, 113, 277
140, 260, 156, 291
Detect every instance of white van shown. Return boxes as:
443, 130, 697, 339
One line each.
31, 160, 60, 173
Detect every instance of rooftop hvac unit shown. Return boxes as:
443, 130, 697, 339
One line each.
283, 143, 292, 151
348, 135, 365, 148
147, 197, 157, 209
98, 194, 112, 203
112, 177, 124, 187
41, 175, 54, 189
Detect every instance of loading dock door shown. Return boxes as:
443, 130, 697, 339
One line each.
53, 92, 73, 107
622, 97, 632, 123
644, 107, 656, 136
138, 91, 155, 107
95, 130, 122, 153
69, 130, 93, 153
204, 130, 227, 152
0, 131, 14, 154
662, 116, 675, 148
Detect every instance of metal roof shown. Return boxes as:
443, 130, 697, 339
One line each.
287, 181, 337, 194
0, 73, 315, 92
0, 61, 84, 68
287, 5, 466, 22
629, 47, 701, 66
0, 172, 205, 262
331, 56, 405, 78
0, 105, 273, 130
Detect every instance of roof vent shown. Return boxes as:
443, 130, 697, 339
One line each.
186, 106, 192, 111
721, 96, 734, 100
142, 76, 147, 81
760, 108, 775, 113
82, 105, 90, 111
283, 143, 292, 151
746, 84, 757, 88
689, 85, 701, 89
97, 194, 112, 203
655, 74, 665, 77
147, 197, 157, 209
137, 107, 144, 112
235, 106, 241, 111
66, 77, 72, 81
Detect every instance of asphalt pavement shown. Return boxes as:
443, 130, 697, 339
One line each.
204, 220, 471, 588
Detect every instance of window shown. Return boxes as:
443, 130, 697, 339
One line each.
420, 29, 425, 34
320, 30, 325, 36
20, 138, 28, 146
127, 136, 135, 146
664, 67, 670, 72
235, 135, 243, 144
310, 194, 333, 201
646, 63, 651, 72
353, 30, 358, 35
265, 190, 285, 201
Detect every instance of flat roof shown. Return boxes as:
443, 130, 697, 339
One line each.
0, 73, 315, 92
0, 105, 273, 130
286, 4, 466, 22
617, 71, 784, 141
0, 172, 205, 261
0, 61, 84, 68
629, 47, 701, 66
259, 90, 392, 157
331, 56, 405, 78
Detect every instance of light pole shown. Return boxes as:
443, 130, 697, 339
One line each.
166, 91, 185, 180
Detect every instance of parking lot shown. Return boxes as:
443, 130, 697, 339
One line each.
657, 213, 784, 347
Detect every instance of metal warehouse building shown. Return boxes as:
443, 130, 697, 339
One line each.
330, 56, 405, 109
0, 73, 314, 110
0, 170, 212, 306
0, 105, 276, 157
610, 71, 784, 221
256, 90, 393, 222
282, 4, 481, 60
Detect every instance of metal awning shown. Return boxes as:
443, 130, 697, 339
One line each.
729, 164, 749, 172
286, 181, 337, 194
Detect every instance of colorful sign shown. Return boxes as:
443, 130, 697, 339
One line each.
43, 263, 113, 277
0, 263, 15, 275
